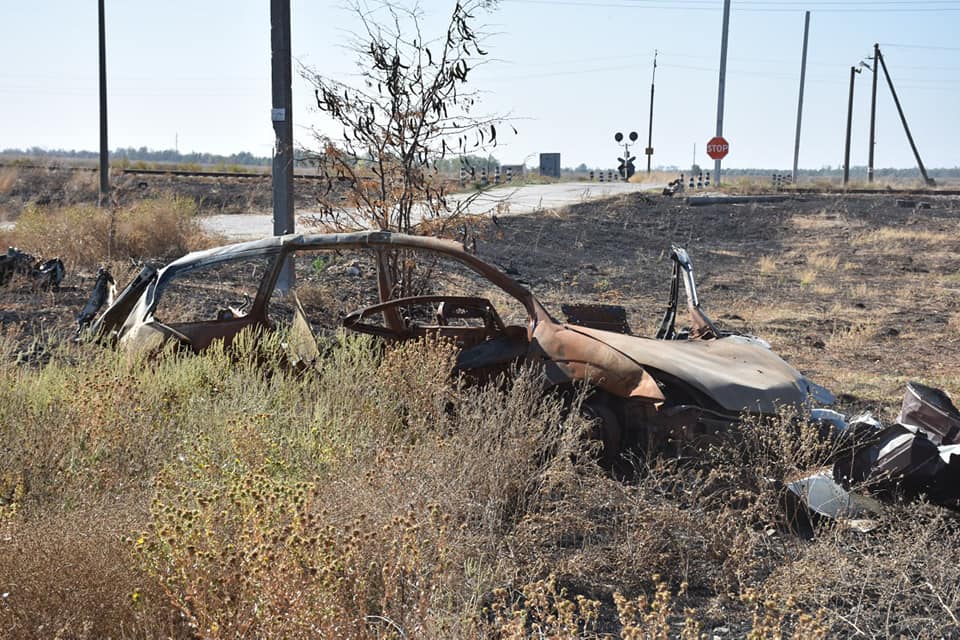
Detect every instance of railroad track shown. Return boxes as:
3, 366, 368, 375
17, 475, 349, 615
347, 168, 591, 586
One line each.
123, 167, 342, 181
0, 163, 334, 181
2, 163, 958, 195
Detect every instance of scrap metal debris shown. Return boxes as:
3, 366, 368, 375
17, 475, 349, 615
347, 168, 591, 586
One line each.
786, 381, 960, 533
560, 303, 631, 335
0, 247, 64, 290
76, 267, 116, 338
834, 382, 960, 508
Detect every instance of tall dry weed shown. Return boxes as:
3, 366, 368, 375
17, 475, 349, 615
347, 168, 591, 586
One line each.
126, 336, 590, 637
9, 195, 213, 269
3, 325, 960, 638
0, 500, 188, 638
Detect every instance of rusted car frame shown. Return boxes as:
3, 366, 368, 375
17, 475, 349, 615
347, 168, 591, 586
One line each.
82, 229, 960, 529
92, 231, 829, 461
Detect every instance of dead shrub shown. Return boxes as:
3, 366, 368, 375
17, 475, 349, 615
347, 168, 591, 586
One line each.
8, 195, 213, 269
126, 337, 592, 637
0, 499, 188, 639
761, 503, 960, 638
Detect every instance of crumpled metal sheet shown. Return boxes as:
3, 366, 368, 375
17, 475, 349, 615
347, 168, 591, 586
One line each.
898, 381, 960, 445
785, 470, 883, 534
76, 267, 116, 337
0, 247, 64, 290
790, 383, 960, 532
828, 382, 960, 513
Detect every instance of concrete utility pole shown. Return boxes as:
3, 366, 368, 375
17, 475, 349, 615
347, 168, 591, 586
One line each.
98, 0, 109, 203
646, 50, 657, 174
792, 11, 810, 184
714, 0, 731, 185
867, 42, 879, 183
271, 0, 295, 288
843, 65, 860, 185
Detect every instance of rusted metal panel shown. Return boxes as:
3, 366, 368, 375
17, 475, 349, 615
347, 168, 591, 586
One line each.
561, 303, 631, 335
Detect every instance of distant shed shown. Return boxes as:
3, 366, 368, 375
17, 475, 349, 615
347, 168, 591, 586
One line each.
538, 153, 561, 178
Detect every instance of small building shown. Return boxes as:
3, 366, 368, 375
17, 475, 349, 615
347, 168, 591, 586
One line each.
538, 153, 561, 178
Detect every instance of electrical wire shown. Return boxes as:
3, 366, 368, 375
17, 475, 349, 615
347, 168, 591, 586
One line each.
506, 0, 960, 11
881, 43, 960, 51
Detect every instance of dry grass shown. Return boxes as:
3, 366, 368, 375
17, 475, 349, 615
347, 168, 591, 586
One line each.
852, 226, 958, 248
0, 500, 186, 638
5, 192, 960, 637
7, 330, 929, 638
0, 167, 18, 195
6, 195, 217, 269
629, 170, 677, 186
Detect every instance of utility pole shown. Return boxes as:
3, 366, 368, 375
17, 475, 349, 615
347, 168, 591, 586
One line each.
843, 65, 860, 186
271, 0, 295, 289
876, 47, 935, 186
646, 50, 657, 174
714, 0, 731, 185
792, 11, 810, 184
867, 42, 879, 183
98, 0, 109, 204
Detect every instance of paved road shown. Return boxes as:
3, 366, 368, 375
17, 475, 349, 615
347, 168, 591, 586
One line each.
202, 180, 659, 240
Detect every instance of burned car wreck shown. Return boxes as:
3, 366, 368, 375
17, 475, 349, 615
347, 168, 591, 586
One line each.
83, 230, 960, 524
87, 231, 830, 460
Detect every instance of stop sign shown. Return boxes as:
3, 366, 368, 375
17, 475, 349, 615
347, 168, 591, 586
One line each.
706, 136, 729, 160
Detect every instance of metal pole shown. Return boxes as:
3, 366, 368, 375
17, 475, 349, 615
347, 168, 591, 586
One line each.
271, 0, 295, 288
714, 0, 731, 185
98, 0, 109, 204
843, 65, 857, 185
877, 47, 935, 186
792, 11, 810, 184
867, 42, 879, 182
646, 50, 657, 174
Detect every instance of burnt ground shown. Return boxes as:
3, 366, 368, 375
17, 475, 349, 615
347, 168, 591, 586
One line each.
3, 175, 960, 417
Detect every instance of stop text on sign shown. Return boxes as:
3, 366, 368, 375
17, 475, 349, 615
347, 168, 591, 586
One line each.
706, 136, 729, 160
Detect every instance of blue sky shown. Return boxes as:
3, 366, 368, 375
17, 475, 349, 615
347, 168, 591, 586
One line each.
1, 1, 958, 170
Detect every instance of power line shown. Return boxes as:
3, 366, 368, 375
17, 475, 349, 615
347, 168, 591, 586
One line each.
881, 43, 960, 51
613, 0, 960, 4
507, 0, 960, 11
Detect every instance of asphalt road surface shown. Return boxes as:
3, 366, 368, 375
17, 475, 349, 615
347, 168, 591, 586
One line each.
202, 180, 659, 240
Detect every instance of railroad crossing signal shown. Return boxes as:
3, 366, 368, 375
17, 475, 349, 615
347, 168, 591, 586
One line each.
613, 131, 639, 181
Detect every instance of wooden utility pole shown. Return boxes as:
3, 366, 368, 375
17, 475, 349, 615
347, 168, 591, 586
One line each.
867, 42, 879, 183
843, 65, 859, 186
645, 50, 657, 174
271, 0, 295, 288
792, 11, 810, 184
714, 0, 731, 185
98, 0, 109, 203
